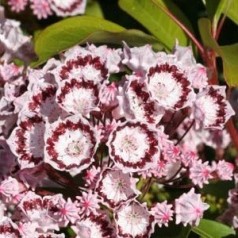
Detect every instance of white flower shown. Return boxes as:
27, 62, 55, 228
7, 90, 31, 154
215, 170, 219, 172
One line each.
193, 86, 235, 129
57, 79, 99, 117
96, 168, 139, 208
72, 213, 116, 238
51, 0, 87, 17
108, 121, 159, 173
7, 114, 45, 169
147, 63, 194, 110
115, 201, 154, 238
175, 188, 209, 226
44, 115, 99, 175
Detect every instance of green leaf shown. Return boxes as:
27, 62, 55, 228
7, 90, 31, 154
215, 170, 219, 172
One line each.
204, 0, 227, 28
85, 0, 104, 18
198, 18, 238, 86
85, 29, 163, 50
118, 0, 191, 50
205, 0, 236, 27
192, 219, 235, 238
222, 0, 238, 24
32, 16, 124, 67
220, 43, 238, 87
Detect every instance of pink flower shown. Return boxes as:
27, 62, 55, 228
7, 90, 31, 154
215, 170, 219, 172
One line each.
51, 0, 87, 17
45, 115, 99, 175
122, 43, 158, 73
7, 114, 45, 169
0, 63, 22, 83
96, 168, 139, 208
18, 222, 38, 238
213, 160, 234, 180
163, 143, 181, 163
151, 201, 173, 227
147, 63, 194, 110
25, 82, 62, 123
193, 86, 234, 129
189, 160, 213, 188
84, 166, 101, 189
30, 0, 52, 19
108, 121, 159, 173
58, 54, 108, 84
124, 76, 164, 123
99, 82, 118, 106
0, 217, 20, 237
0, 17, 31, 61
175, 188, 209, 226
56, 79, 99, 117
87, 45, 122, 74
72, 213, 116, 238
174, 44, 208, 89
48, 195, 80, 226
8, 0, 28, 12
77, 190, 100, 217
0, 177, 23, 198
18, 191, 59, 231
115, 200, 154, 238
180, 147, 198, 167
96, 119, 118, 143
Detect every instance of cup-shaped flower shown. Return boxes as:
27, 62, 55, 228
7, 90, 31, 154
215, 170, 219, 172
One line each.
44, 115, 99, 175
115, 200, 154, 238
108, 121, 160, 173
96, 168, 139, 208
7, 114, 45, 169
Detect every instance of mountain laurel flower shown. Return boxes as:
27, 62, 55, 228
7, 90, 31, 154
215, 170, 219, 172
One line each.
0, 217, 20, 237
147, 63, 194, 110
44, 115, 99, 175
72, 213, 116, 238
115, 200, 155, 238
193, 86, 235, 129
150, 201, 173, 227
175, 188, 209, 226
50, 0, 87, 17
8, 0, 28, 12
189, 160, 213, 188
0, 177, 24, 198
56, 78, 99, 117
30, 0, 52, 19
7, 114, 45, 169
108, 121, 160, 173
76, 190, 100, 217
0, 31, 236, 237
96, 168, 139, 208
213, 160, 234, 180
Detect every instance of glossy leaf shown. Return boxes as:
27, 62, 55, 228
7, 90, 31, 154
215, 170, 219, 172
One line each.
118, 0, 191, 50
32, 16, 125, 67
198, 18, 238, 86
85, 29, 163, 50
222, 0, 238, 24
192, 219, 235, 238
85, 0, 104, 18
204, 0, 227, 28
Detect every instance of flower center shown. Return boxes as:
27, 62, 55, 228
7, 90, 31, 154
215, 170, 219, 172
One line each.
65, 140, 83, 156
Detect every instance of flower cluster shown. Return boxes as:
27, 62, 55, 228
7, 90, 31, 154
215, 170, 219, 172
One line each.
0, 14, 236, 237
7, 0, 87, 19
